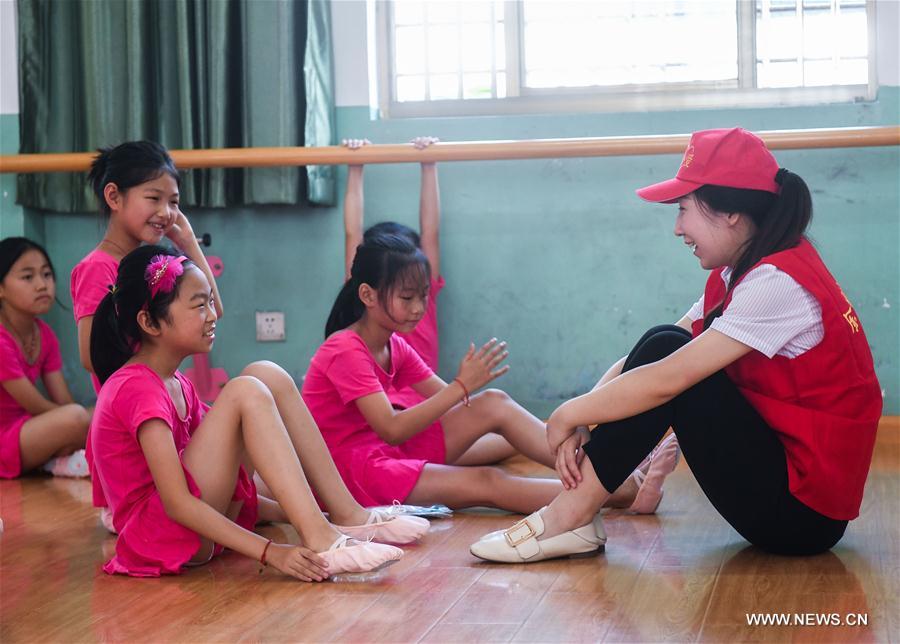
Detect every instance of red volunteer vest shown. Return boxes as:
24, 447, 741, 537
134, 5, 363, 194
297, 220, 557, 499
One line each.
691, 238, 882, 520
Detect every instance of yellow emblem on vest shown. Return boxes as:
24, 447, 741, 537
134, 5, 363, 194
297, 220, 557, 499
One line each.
839, 288, 860, 333
843, 307, 860, 333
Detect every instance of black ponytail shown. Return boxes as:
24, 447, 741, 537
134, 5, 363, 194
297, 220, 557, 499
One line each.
325, 234, 430, 338
325, 280, 366, 339
91, 290, 133, 385
699, 168, 813, 329
91, 245, 192, 383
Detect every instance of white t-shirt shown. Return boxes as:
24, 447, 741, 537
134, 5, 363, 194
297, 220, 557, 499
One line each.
685, 264, 824, 359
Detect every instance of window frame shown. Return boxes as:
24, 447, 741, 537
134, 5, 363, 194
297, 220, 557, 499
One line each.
375, 0, 878, 119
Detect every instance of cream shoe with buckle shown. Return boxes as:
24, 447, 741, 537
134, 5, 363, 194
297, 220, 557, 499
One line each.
469, 507, 606, 563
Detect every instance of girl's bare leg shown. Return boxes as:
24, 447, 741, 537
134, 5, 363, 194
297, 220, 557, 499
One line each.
442, 389, 556, 468
239, 362, 370, 525
181, 376, 343, 558
406, 463, 563, 514
441, 390, 638, 508
453, 434, 517, 466
18, 404, 90, 471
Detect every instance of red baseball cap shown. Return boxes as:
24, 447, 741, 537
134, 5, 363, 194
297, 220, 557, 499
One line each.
636, 128, 780, 203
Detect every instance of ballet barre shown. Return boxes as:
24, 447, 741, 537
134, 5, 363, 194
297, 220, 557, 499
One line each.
1, 126, 897, 174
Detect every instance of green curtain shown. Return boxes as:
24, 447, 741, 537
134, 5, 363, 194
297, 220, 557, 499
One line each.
17, 0, 336, 212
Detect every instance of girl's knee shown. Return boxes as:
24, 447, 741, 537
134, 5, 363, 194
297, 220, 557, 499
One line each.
225, 375, 273, 406
472, 388, 510, 410
483, 388, 510, 401
470, 389, 513, 425
61, 404, 91, 437
475, 465, 508, 491
240, 360, 280, 379
240, 361, 294, 393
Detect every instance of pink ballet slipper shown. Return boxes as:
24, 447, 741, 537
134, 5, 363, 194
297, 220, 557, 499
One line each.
336, 510, 429, 544
629, 433, 681, 514
42, 449, 89, 478
318, 535, 403, 575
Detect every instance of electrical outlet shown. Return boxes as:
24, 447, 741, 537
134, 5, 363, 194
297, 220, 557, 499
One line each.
256, 311, 285, 342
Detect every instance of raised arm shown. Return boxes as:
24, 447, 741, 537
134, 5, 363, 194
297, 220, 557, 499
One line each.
342, 139, 370, 281
413, 137, 441, 276
167, 211, 224, 319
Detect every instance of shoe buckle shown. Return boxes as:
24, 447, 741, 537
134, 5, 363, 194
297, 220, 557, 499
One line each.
504, 519, 536, 548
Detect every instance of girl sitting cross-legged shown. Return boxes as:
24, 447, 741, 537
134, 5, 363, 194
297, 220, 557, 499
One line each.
301, 234, 675, 516
1, 237, 91, 479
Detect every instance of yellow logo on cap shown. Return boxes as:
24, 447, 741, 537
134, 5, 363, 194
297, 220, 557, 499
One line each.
682, 145, 695, 168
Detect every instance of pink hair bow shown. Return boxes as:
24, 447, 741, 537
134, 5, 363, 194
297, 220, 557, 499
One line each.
145, 255, 188, 297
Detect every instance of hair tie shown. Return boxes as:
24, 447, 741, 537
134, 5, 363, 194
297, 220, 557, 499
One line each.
775, 167, 790, 186
145, 254, 188, 298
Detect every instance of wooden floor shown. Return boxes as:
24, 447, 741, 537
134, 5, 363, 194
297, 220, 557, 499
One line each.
1, 419, 897, 643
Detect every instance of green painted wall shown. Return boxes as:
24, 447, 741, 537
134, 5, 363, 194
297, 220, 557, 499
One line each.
4, 92, 899, 415
0, 115, 43, 241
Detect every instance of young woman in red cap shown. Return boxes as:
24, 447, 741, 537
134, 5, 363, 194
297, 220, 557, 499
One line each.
470, 127, 882, 562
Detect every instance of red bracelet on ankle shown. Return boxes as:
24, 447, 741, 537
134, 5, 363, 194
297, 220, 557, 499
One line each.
260, 539, 273, 566
453, 378, 471, 407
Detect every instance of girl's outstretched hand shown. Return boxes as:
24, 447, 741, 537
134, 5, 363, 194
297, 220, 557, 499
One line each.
455, 338, 509, 392
266, 543, 329, 582
555, 426, 590, 490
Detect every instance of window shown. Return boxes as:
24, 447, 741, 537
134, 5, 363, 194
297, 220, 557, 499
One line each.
376, 0, 876, 117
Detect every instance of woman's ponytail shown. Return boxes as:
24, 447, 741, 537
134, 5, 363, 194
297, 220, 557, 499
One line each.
768, 169, 812, 246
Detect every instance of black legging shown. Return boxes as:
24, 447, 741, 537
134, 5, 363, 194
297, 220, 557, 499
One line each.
582, 325, 847, 555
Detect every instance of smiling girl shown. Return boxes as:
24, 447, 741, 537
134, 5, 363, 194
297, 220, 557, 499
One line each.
72, 141, 222, 393
89, 246, 405, 579
471, 128, 882, 563
71, 142, 224, 522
